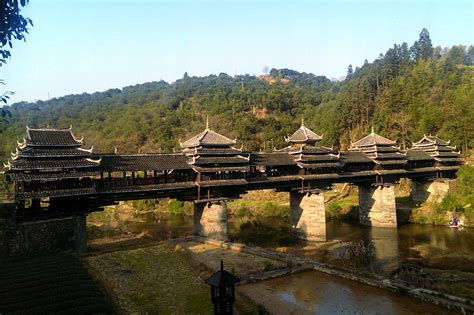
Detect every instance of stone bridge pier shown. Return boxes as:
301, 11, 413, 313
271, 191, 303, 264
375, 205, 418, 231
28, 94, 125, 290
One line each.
194, 200, 228, 241
358, 184, 397, 227
411, 179, 454, 204
290, 190, 326, 241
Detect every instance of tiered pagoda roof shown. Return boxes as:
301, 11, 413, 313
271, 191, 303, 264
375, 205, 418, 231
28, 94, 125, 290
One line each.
410, 135, 462, 165
349, 128, 406, 167
180, 118, 249, 173
4, 126, 101, 180
284, 118, 323, 145
278, 118, 340, 169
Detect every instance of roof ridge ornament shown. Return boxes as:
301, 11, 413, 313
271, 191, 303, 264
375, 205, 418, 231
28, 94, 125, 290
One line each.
205, 115, 210, 131
301, 114, 305, 127
371, 125, 375, 134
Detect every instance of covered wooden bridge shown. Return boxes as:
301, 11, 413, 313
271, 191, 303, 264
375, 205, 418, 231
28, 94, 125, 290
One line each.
3, 120, 462, 246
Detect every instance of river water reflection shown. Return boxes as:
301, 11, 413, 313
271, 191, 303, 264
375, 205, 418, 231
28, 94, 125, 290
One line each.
239, 270, 458, 315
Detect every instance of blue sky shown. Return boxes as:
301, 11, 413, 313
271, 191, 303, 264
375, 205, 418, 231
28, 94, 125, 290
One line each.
2, 0, 473, 103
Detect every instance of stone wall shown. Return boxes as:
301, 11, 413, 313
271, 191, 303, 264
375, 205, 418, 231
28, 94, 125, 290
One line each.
411, 180, 454, 204
0, 213, 87, 256
290, 191, 326, 241
194, 201, 228, 241
358, 185, 397, 227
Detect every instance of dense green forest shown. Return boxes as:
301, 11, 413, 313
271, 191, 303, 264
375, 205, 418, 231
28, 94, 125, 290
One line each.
0, 29, 473, 161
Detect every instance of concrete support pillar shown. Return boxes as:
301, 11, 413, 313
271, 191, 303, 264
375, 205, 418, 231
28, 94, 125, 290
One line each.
411, 179, 453, 204
73, 215, 87, 253
290, 191, 326, 241
194, 200, 228, 241
358, 184, 397, 227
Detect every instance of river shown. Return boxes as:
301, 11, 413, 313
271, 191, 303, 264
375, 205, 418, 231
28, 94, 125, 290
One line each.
88, 212, 472, 314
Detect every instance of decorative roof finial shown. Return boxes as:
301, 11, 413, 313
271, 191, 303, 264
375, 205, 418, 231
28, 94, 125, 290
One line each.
301, 114, 305, 127
205, 115, 210, 130
371, 125, 374, 134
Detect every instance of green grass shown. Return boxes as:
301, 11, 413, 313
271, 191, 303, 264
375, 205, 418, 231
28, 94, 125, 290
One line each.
0, 253, 112, 314
326, 195, 359, 220
86, 243, 213, 314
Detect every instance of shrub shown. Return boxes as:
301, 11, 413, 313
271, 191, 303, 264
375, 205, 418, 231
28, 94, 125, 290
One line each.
167, 199, 192, 215
132, 199, 156, 212
261, 202, 290, 218
263, 260, 275, 272
235, 205, 252, 217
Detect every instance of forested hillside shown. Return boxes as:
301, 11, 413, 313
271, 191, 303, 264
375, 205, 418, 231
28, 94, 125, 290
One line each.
0, 29, 473, 161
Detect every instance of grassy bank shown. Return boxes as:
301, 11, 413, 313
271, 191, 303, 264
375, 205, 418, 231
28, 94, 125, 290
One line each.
86, 243, 213, 314
85, 241, 270, 314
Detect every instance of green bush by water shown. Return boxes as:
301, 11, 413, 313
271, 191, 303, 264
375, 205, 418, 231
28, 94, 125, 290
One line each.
167, 199, 192, 215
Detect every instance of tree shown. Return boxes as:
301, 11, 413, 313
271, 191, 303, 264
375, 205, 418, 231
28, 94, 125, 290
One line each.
1, 0, 33, 66
1, 0, 33, 107
411, 28, 433, 61
347, 64, 353, 77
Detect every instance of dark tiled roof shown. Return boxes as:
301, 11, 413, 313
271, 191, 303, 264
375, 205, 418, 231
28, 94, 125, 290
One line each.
338, 152, 374, 164
410, 135, 462, 166
183, 147, 244, 156
7, 171, 102, 182
10, 158, 100, 170
297, 154, 339, 162
193, 166, 250, 172
17, 147, 93, 157
286, 124, 322, 144
413, 135, 450, 146
285, 145, 333, 155
376, 160, 407, 165
192, 156, 249, 165
25, 127, 82, 146
405, 150, 435, 161
434, 158, 462, 163
297, 162, 341, 168
351, 132, 396, 147
97, 154, 191, 172
180, 128, 236, 148
250, 153, 296, 166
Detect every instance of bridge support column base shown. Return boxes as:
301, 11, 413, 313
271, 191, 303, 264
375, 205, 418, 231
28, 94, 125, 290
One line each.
194, 200, 228, 241
358, 184, 397, 227
411, 179, 454, 204
290, 191, 326, 241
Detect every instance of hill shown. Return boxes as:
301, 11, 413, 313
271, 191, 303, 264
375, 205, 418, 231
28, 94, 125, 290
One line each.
0, 29, 472, 161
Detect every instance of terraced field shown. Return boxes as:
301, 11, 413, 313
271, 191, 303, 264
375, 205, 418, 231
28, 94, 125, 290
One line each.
0, 253, 113, 314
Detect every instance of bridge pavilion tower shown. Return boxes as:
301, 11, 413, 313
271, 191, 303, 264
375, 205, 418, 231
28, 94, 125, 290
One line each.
4, 126, 101, 211
180, 118, 250, 241
3, 126, 101, 253
278, 117, 340, 241
409, 135, 462, 204
349, 128, 406, 227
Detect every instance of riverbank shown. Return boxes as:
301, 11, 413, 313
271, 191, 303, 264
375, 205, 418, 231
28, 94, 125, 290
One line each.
82, 235, 473, 314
